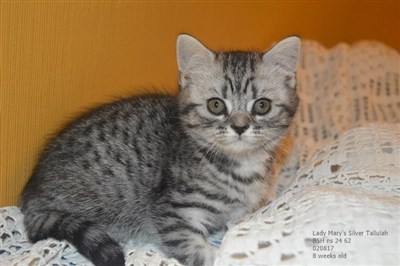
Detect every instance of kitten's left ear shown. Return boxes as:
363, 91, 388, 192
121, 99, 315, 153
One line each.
262, 36, 301, 74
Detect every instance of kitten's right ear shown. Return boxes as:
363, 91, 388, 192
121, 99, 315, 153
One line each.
176, 34, 214, 73
262, 36, 301, 74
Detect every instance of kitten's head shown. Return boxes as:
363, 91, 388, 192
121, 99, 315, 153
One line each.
177, 34, 300, 155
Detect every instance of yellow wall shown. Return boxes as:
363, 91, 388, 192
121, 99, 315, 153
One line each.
1, 1, 399, 206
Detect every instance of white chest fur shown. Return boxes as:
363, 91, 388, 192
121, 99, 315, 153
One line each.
233, 153, 269, 177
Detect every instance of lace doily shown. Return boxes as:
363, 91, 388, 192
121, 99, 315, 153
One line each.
1, 40, 399, 266
0, 207, 182, 266
216, 124, 400, 266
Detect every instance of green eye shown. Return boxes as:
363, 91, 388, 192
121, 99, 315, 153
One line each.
253, 98, 271, 115
207, 98, 226, 115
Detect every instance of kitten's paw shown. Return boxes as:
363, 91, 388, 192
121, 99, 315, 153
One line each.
202, 244, 217, 266
186, 244, 216, 266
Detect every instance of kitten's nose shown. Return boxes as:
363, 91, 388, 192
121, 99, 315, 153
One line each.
230, 112, 250, 135
231, 124, 249, 135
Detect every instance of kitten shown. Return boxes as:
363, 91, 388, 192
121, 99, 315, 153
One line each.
20, 34, 300, 266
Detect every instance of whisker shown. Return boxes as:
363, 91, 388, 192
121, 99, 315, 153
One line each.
194, 141, 218, 180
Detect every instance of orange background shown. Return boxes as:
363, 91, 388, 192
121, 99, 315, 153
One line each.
1, 1, 399, 206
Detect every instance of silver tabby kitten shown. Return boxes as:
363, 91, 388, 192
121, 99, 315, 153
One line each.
20, 35, 300, 266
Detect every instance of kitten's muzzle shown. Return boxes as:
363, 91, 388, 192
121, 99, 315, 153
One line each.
230, 112, 250, 135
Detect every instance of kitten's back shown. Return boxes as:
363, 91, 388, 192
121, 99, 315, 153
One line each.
20, 94, 180, 266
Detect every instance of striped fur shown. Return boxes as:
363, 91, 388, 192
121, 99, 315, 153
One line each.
20, 35, 300, 266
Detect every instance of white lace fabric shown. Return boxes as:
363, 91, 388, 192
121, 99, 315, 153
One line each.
1, 40, 399, 266
216, 124, 400, 266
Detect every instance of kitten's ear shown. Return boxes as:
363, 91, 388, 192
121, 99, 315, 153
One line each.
176, 34, 214, 72
262, 36, 301, 74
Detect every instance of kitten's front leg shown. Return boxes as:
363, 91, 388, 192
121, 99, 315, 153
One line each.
159, 225, 217, 266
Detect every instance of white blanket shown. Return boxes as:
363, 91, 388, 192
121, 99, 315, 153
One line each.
1, 40, 399, 266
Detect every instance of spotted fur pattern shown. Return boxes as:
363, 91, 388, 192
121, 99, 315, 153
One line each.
20, 35, 300, 266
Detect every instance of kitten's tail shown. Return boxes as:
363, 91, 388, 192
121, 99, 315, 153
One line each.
22, 210, 125, 266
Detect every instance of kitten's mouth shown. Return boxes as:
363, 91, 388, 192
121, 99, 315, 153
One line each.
213, 134, 258, 154
225, 134, 252, 143
222, 136, 256, 152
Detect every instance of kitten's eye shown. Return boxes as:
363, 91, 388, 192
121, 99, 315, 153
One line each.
253, 98, 271, 115
207, 98, 226, 115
